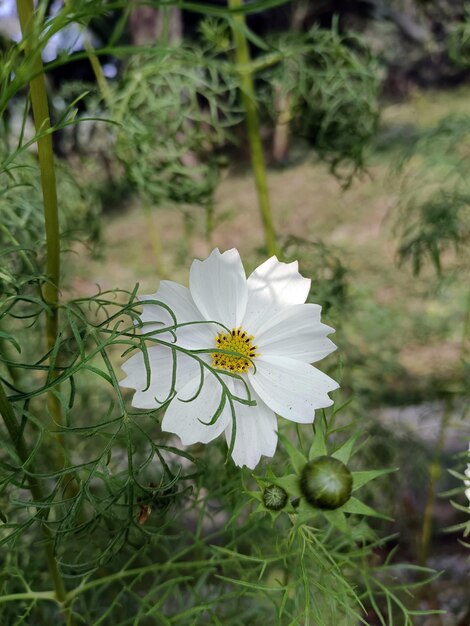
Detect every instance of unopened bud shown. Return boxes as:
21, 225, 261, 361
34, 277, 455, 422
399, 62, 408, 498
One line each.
300, 456, 352, 510
262, 484, 289, 511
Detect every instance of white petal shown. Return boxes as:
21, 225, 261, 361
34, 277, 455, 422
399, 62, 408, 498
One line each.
243, 257, 311, 334
256, 304, 337, 363
225, 383, 278, 469
248, 356, 338, 423
465, 443, 470, 505
140, 280, 200, 325
161, 371, 231, 445
139, 280, 214, 349
120, 346, 199, 409
189, 248, 248, 329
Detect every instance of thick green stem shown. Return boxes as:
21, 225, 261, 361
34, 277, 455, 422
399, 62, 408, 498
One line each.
419, 398, 452, 565
17, 0, 64, 439
17, 0, 60, 349
0, 381, 70, 617
228, 0, 279, 257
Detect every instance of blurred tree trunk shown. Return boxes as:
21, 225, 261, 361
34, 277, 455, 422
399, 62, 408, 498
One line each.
166, 7, 183, 43
129, 7, 159, 45
129, 7, 182, 45
291, 0, 309, 32
272, 84, 292, 164
271, 1, 308, 164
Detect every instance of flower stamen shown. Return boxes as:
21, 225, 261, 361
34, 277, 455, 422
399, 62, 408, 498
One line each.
212, 327, 258, 373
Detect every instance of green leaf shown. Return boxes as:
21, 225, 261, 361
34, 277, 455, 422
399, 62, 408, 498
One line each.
228, 16, 270, 51
296, 499, 318, 525
271, 474, 302, 497
83, 365, 113, 386
322, 509, 349, 534
331, 431, 362, 464
341, 497, 393, 521
215, 575, 286, 592
170, 0, 292, 17
352, 468, 397, 491
308, 420, 328, 460
278, 432, 307, 473
448, 499, 470, 515
448, 468, 468, 481
246, 490, 262, 503
0, 331, 21, 353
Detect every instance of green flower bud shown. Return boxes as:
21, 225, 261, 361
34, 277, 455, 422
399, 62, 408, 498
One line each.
262, 484, 289, 511
299, 456, 352, 510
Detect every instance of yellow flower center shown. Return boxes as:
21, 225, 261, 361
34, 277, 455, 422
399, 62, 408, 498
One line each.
212, 327, 258, 373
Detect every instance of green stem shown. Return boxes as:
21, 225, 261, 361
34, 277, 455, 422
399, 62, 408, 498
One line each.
67, 556, 240, 601
84, 39, 113, 106
17, 0, 60, 352
0, 591, 57, 604
0, 381, 71, 618
205, 199, 215, 247
228, 0, 279, 257
142, 197, 168, 279
16, 0, 64, 440
419, 398, 452, 565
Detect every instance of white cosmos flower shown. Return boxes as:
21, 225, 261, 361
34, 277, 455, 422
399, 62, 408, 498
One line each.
120, 248, 338, 469
465, 443, 470, 505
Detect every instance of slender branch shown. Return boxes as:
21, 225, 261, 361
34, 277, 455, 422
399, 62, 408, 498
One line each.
228, 0, 279, 257
0, 591, 57, 604
84, 39, 113, 106
67, 556, 241, 601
